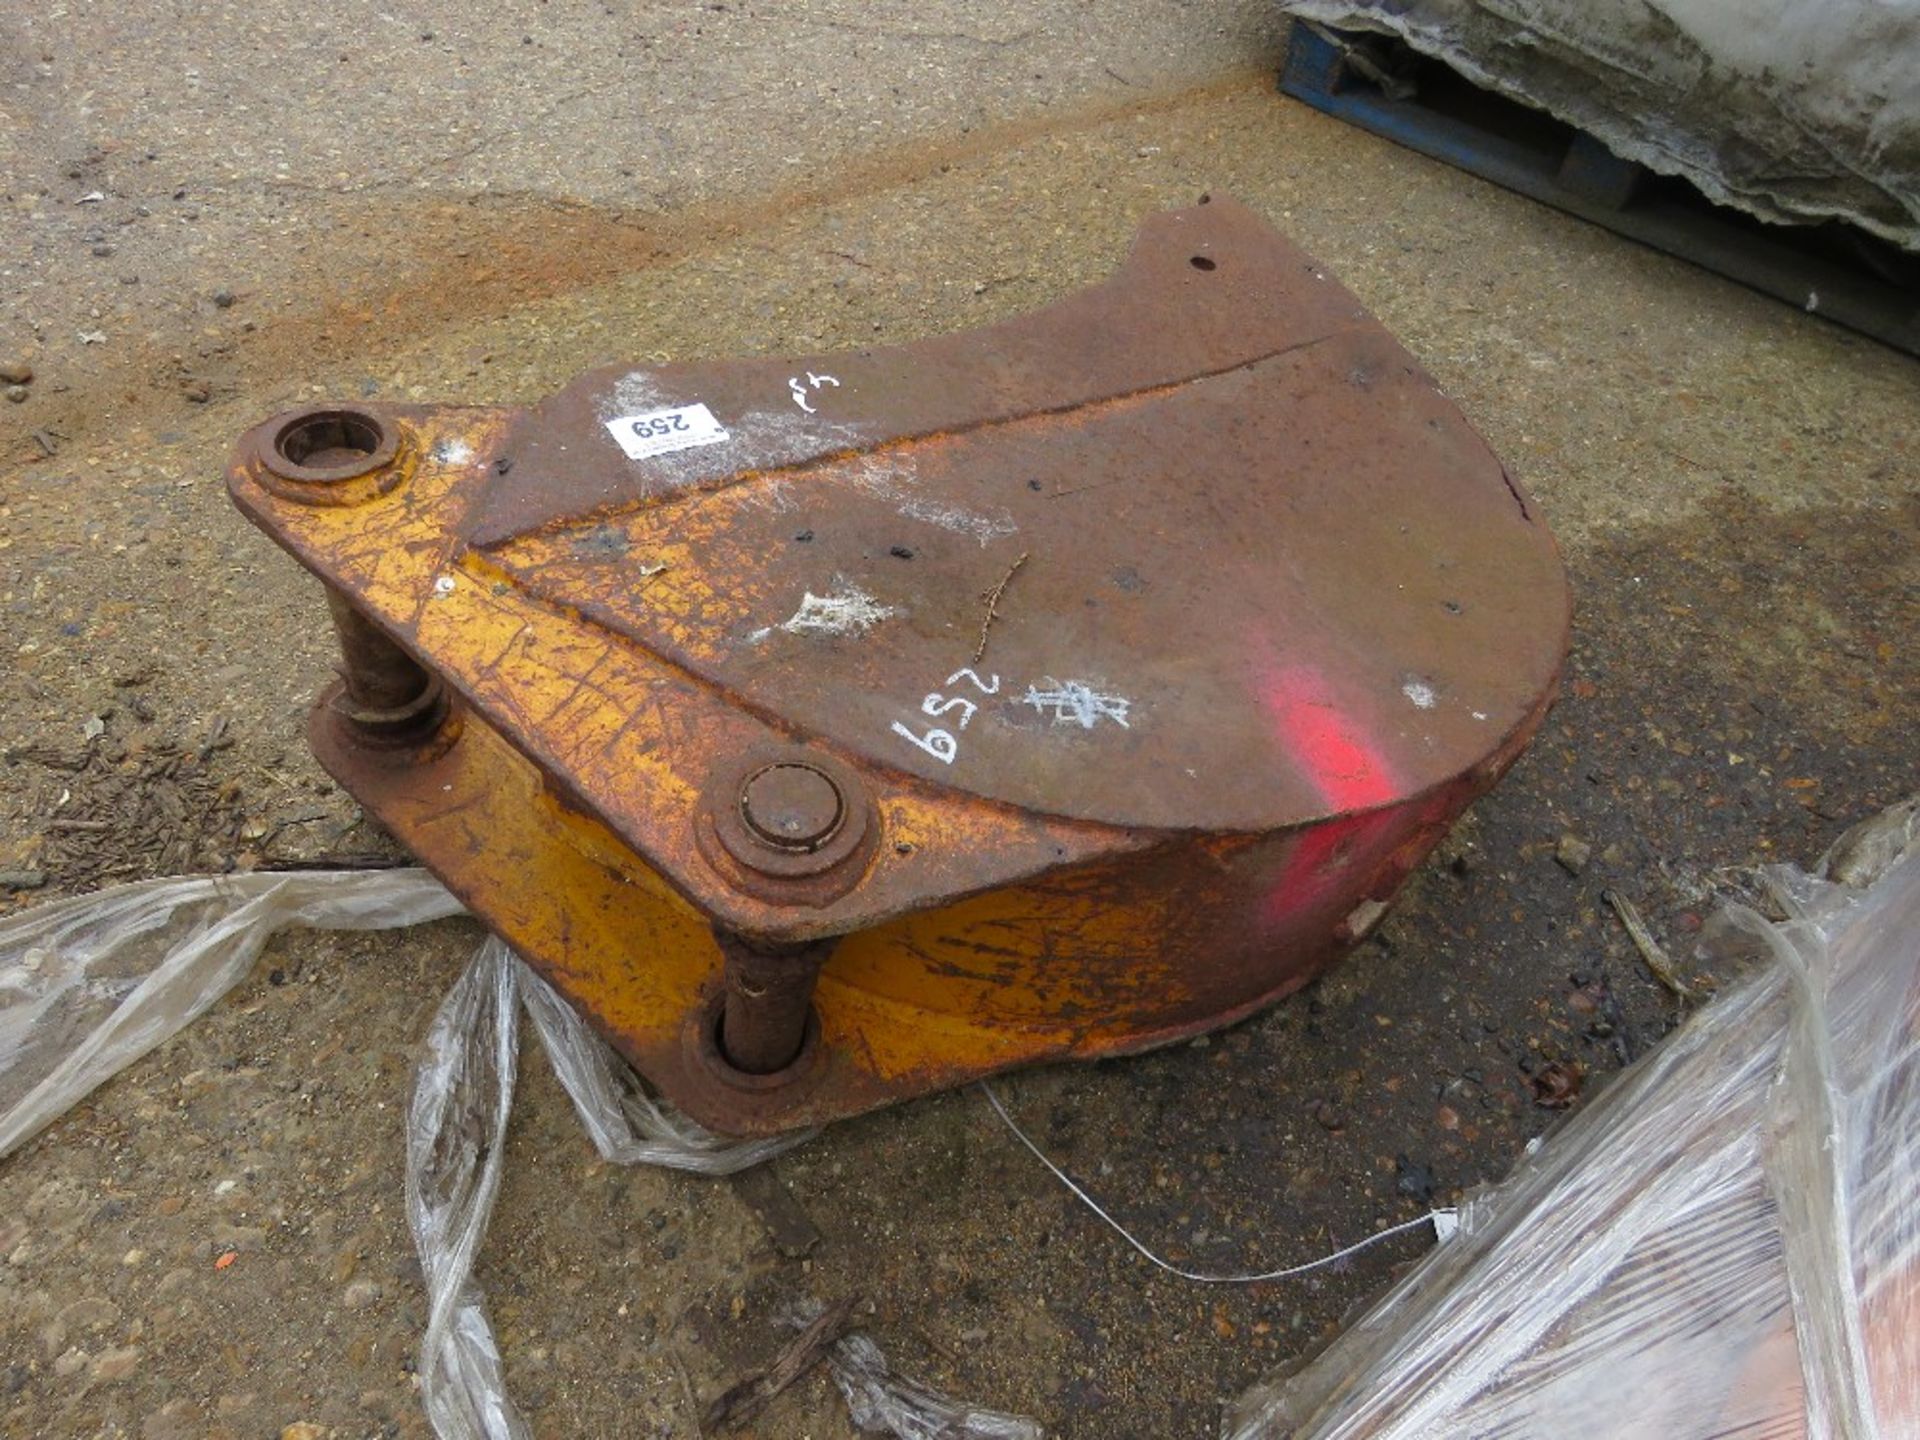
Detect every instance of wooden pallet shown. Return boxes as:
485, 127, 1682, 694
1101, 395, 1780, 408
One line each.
1281, 24, 1920, 357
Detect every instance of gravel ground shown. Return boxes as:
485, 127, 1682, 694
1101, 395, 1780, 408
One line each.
2, 6, 1916, 1438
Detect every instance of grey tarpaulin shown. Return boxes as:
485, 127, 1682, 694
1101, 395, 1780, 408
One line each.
1279, 1, 1920, 250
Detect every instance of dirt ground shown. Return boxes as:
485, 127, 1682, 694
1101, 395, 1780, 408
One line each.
2, 5, 1916, 1439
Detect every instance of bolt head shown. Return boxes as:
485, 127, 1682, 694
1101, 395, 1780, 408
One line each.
739, 764, 845, 853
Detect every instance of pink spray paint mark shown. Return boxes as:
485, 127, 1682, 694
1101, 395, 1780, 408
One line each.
1256, 661, 1403, 928
1258, 662, 1400, 811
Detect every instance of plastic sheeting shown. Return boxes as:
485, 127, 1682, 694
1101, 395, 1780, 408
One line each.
1226, 801, 1920, 1439
406, 935, 812, 1440
1279, 1, 1920, 250
0, 868, 464, 1160
780, 1298, 1046, 1440
0, 867, 1038, 1439
410, 939, 1042, 1439
16, 810, 1914, 1439
827, 1331, 1043, 1440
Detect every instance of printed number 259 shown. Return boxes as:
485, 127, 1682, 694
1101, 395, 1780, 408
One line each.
890, 668, 1000, 765
630, 413, 689, 439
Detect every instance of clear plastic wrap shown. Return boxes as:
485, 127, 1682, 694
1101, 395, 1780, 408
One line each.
1226, 803, 1920, 1440
779, 1298, 1045, 1440
0, 868, 464, 1159
406, 935, 528, 1440
1, 865, 1031, 1437
519, 959, 814, 1174
826, 1331, 1044, 1440
404, 937, 815, 1440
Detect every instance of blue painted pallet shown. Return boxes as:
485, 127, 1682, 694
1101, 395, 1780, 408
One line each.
1281, 25, 1919, 357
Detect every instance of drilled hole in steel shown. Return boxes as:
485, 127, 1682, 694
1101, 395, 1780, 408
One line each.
275, 410, 387, 473
1190, 255, 1218, 271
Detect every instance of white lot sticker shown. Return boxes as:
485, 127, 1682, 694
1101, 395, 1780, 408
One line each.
603, 403, 729, 461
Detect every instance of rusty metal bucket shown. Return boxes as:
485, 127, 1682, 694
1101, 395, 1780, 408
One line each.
229, 196, 1570, 1134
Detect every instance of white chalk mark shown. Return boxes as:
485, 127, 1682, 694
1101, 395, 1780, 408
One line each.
602, 371, 671, 418
789, 371, 841, 413
753, 582, 897, 642
899, 497, 1018, 546
944, 668, 1000, 695
1020, 679, 1132, 730
1402, 679, 1437, 710
891, 720, 957, 764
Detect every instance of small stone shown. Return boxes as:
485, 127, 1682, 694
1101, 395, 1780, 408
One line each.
4, 386, 27, 404
122, 1247, 147, 1266
181, 380, 210, 403
1529, 1059, 1586, 1109
141, 1398, 201, 1440
1553, 833, 1592, 875
1434, 1104, 1461, 1131
153, 1268, 194, 1298
56, 1296, 118, 1337
212, 289, 236, 308
342, 1279, 380, 1310
0, 870, 47, 890
91, 242, 114, 257
53, 1347, 89, 1378
1395, 1155, 1438, 1204
91, 1345, 142, 1382
1438, 833, 1481, 875
0, 359, 31, 384
210, 1222, 266, 1252
280, 1422, 329, 1440
1310, 1099, 1345, 1132
357, 1390, 395, 1421
154, 1195, 185, 1216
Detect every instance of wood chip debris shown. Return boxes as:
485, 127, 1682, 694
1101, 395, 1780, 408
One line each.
700, 1295, 856, 1433
1603, 887, 1700, 1001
